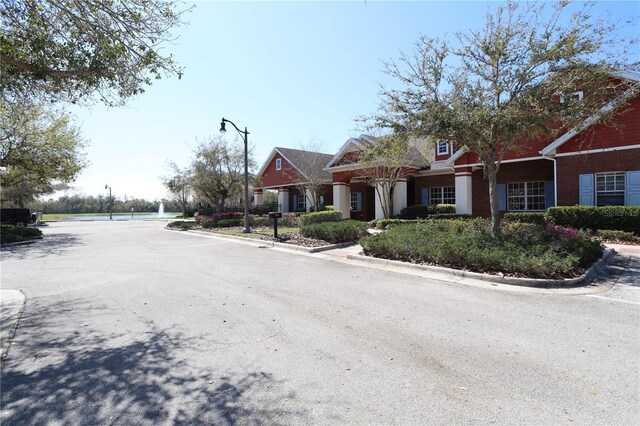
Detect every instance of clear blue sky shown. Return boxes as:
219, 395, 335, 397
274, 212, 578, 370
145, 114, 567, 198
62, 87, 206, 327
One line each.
62, 0, 639, 201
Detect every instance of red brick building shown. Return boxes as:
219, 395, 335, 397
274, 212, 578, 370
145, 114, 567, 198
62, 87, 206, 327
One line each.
254, 147, 333, 212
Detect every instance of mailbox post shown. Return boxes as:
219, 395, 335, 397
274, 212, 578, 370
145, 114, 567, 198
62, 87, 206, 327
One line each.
268, 211, 282, 238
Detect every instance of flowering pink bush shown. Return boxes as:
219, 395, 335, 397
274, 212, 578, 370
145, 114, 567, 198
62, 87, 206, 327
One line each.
211, 212, 243, 223
545, 221, 581, 240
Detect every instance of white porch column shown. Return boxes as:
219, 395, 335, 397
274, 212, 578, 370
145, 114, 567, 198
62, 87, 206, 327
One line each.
278, 188, 289, 213
392, 179, 408, 216
333, 182, 350, 219
455, 173, 473, 214
374, 183, 387, 220
305, 189, 313, 212
253, 190, 263, 206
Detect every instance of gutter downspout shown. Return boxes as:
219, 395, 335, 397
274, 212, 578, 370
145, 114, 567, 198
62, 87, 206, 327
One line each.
541, 153, 558, 207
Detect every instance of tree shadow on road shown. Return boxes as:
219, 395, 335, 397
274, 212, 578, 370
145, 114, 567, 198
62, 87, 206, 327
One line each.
1, 297, 306, 425
0, 232, 84, 261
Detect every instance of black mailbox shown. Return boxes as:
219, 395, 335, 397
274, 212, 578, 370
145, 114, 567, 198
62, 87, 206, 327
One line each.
268, 211, 282, 238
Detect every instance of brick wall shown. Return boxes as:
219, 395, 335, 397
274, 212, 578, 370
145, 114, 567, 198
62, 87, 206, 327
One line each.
556, 149, 640, 206
471, 159, 554, 217
413, 174, 455, 204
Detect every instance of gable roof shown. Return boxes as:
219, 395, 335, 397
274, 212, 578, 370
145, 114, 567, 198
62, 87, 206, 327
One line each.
256, 147, 333, 182
325, 134, 429, 170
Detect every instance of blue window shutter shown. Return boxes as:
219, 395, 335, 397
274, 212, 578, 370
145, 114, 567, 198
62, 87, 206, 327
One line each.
545, 181, 555, 208
293, 194, 298, 210
356, 192, 362, 211
579, 174, 594, 206
497, 184, 506, 211
626, 171, 640, 206
421, 188, 429, 205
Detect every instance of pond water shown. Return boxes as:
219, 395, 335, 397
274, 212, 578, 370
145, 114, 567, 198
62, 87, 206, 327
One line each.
68, 213, 179, 221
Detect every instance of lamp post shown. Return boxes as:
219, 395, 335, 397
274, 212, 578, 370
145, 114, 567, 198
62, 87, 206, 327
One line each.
219, 117, 250, 234
105, 184, 112, 220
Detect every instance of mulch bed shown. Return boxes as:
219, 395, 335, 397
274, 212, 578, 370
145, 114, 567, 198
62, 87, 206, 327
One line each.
260, 232, 329, 248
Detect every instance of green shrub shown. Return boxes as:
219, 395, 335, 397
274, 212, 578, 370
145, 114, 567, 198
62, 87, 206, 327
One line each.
216, 218, 243, 228
166, 221, 197, 231
503, 212, 546, 225
545, 206, 640, 235
375, 214, 472, 229
300, 220, 369, 243
1, 225, 43, 244
399, 204, 456, 219
360, 219, 603, 279
298, 210, 343, 227
595, 229, 640, 243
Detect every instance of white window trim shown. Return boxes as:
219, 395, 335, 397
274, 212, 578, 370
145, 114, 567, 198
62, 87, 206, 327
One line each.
595, 171, 625, 206
429, 186, 455, 205
297, 193, 306, 210
350, 192, 361, 211
507, 181, 546, 211
275, 158, 282, 171
437, 141, 449, 155
560, 90, 584, 104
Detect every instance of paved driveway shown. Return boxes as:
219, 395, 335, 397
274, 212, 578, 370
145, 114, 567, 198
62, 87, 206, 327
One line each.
1, 221, 639, 425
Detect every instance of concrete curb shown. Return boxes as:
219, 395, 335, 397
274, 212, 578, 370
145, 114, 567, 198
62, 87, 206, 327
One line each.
0, 289, 26, 367
0, 237, 43, 248
346, 248, 617, 288
167, 227, 355, 253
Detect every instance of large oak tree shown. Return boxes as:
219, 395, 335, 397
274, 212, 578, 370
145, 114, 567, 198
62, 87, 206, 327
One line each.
369, 0, 638, 237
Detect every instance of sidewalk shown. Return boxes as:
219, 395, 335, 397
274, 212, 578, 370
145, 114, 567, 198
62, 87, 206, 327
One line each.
1, 289, 26, 364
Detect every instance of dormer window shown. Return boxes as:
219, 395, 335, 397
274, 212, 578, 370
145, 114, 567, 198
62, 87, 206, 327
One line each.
437, 141, 449, 155
561, 91, 583, 103
275, 158, 282, 171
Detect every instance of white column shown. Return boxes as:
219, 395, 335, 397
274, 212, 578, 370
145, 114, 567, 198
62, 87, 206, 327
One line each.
374, 182, 387, 220
455, 174, 473, 214
253, 191, 263, 206
305, 189, 313, 212
278, 188, 289, 213
333, 183, 350, 219
392, 179, 408, 216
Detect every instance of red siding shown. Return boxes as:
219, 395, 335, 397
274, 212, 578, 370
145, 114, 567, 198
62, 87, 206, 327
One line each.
556, 149, 640, 206
260, 154, 305, 188
558, 94, 640, 153
434, 143, 453, 161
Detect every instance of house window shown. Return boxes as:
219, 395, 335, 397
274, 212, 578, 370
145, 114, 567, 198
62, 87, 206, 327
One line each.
561, 91, 584, 103
297, 193, 306, 210
430, 187, 455, 205
275, 158, 282, 171
350, 192, 361, 211
596, 172, 625, 206
507, 182, 545, 211
437, 141, 449, 155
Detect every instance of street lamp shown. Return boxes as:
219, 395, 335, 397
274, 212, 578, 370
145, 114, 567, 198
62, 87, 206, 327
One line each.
105, 184, 112, 220
220, 117, 250, 233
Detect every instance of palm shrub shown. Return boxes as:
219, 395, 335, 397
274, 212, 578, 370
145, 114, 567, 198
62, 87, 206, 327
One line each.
300, 220, 369, 243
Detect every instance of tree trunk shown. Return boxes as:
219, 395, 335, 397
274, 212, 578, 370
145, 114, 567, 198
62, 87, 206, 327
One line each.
485, 162, 501, 239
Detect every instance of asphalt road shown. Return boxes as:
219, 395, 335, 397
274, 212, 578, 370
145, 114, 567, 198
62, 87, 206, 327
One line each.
1, 221, 638, 425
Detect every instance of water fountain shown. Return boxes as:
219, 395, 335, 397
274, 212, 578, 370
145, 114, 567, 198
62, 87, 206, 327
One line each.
157, 202, 166, 218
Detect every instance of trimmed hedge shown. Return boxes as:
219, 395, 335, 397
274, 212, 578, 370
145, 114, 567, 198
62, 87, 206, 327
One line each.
300, 220, 369, 243
298, 210, 343, 227
1, 225, 43, 244
399, 204, 456, 219
360, 219, 603, 279
595, 229, 640, 244
503, 212, 546, 225
374, 214, 472, 229
545, 206, 640, 235
217, 218, 243, 228
166, 221, 197, 231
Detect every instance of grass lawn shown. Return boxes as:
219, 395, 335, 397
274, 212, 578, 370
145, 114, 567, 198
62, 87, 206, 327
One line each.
41, 212, 184, 220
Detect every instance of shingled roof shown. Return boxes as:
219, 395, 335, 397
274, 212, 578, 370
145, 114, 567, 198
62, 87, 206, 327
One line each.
256, 147, 334, 182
